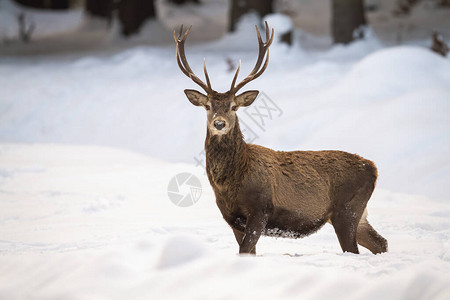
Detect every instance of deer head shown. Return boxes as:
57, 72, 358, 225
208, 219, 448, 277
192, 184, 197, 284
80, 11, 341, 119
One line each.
174, 22, 274, 136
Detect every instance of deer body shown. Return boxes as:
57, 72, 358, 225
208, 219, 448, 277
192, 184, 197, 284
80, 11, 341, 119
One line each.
175, 23, 388, 255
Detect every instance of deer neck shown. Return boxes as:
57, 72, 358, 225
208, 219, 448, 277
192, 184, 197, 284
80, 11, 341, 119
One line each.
205, 119, 249, 188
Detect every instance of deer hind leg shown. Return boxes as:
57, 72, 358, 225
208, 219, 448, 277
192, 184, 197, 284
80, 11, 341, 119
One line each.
356, 212, 388, 254
331, 185, 374, 254
331, 209, 360, 254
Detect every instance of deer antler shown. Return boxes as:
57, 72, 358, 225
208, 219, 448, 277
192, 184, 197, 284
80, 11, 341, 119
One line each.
174, 25, 212, 94
230, 21, 274, 94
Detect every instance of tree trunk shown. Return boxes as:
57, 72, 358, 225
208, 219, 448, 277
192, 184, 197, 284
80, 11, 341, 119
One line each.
229, 0, 273, 32
85, 0, 114, 19
14, 0, 69, 9
331, 0, 367, 44
118, 0, 156, 37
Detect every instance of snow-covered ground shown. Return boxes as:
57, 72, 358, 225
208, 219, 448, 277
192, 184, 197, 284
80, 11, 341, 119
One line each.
1, 1, 450, 299
0, 144, 449, 299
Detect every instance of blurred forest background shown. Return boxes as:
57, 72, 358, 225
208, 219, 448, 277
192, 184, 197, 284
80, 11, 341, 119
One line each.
1, 0, 449, 56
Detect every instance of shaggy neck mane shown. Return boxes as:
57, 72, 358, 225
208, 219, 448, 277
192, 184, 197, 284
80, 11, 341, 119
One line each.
205, 119, 249, 187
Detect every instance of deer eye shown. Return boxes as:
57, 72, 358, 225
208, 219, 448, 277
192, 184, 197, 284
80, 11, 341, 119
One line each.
231, 105, 237, 111
205, 105, 211, 111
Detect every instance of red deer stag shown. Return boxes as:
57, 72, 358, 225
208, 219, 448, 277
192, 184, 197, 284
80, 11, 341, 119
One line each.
174, 22, 388, 255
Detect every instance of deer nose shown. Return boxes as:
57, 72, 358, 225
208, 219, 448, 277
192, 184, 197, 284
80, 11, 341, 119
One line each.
214, 120, 226, 130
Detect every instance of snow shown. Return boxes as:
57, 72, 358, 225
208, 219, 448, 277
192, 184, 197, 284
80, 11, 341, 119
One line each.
0, 144, 449, 299
264, 13, 293, 34
1, 2, 450, 299
294, 47, 450, 200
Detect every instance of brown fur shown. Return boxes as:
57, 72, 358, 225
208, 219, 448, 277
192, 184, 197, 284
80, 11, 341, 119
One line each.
203, 119, 387, 255
175, 23, 387, 255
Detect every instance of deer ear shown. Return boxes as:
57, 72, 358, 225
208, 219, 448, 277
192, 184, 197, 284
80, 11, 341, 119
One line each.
235, 90, 259, 107
184, 89, 208, 106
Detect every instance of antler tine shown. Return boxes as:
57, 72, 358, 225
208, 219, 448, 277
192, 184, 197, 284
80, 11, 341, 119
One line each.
255, 25, 263, 44
175, 25, 194, 75
175, 43, 190, 78
230, 60, 241, 90
173, 29, 178, 43
253, 49, 270, 79
261, 21, 274, 47
203, 59, 211, 90
231, 22, 274, 94
174, 25, 212, 93
173, 24, 182, 43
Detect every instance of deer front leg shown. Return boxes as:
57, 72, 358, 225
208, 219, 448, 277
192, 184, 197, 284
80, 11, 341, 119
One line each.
239, 212, 269, 255
233, 228, 255, 254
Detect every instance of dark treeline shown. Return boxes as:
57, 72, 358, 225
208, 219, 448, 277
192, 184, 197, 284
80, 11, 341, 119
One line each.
16, 0, 436, 45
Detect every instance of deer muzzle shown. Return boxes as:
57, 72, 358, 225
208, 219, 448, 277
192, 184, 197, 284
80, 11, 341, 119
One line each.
214, 120, 226, 131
